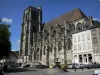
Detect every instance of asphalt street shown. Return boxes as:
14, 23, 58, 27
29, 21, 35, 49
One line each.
5, 67, 95, 75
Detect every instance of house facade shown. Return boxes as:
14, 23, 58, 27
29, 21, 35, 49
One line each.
0, 51, 20, 66
72, 17, 100, 64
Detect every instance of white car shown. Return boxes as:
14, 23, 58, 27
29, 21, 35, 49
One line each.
68, 63, 85, 69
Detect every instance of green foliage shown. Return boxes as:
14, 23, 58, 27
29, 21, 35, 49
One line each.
93, 20, 100, 25
0, 24, 11, 59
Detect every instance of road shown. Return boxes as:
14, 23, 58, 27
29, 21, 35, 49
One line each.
5, 67, 96, 75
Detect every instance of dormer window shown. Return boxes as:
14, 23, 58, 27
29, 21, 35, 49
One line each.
76, 23, 83, 31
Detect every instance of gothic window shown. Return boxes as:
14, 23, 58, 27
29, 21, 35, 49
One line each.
33, 26, 36, 33
58, 42, 62, 51
37, 14, 38, 21
61, 27, 64, 33
34, 11, 37, 20
44, 46, 46, 55
26, 12, 29, 21
40, 49, 42, 60
31, 11, 34, 20
31, 11, 37, 21
57, 25, 61, 33
50, 44, 53, 53
67, 38, 72, 50
37, 48, 39, 52
49, 26, 52, 35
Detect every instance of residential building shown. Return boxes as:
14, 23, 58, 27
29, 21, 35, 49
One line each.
72, 17, 100, 64
0, 51, 20, 66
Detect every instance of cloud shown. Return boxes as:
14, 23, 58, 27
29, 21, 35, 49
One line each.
11, 49, 19, 51
93, 18, 100, 22
11, 49, 16, 51
17, 40, 20, 45
1, 17, 13, 24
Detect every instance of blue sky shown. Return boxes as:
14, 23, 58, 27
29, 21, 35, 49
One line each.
0, 0, 100, 51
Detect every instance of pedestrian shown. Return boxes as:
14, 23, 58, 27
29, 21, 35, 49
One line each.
81, 67, 83, 71
74, 65, 76, 71
74, 67, 76, 71
3, 63, 7, 72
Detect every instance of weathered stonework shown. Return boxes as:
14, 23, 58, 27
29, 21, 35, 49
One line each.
20, 6, 90, 66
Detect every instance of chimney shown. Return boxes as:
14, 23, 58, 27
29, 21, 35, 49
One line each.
89, 16, 93, 26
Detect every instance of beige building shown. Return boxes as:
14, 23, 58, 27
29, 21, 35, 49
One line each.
0, 51, 19, 66
72, 17, 100, 64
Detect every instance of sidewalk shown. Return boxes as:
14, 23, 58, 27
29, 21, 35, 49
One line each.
67, 68, 94, 73
46, 68, 95, 74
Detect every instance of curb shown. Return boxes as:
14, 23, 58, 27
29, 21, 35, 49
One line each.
68, 69, 94, 73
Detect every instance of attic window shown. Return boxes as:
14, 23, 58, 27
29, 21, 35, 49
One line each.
76, 23, 82, 31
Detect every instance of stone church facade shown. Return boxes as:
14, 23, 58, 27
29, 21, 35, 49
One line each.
20, 6, 92, 66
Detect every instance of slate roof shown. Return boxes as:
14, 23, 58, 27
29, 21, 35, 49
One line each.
44, 8, 88, 30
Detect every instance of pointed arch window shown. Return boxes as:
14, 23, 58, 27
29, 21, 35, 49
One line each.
58, 42, 62, 51
44, 46, 46, 55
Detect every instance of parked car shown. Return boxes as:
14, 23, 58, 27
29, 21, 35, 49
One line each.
68, 63, 85, 69
30, 65, 36, 68
67, 64, 73, 69
35, 65, 49, 69
85, 62, 100, 69
23, 64, 30, 68
0, 63, 4, 75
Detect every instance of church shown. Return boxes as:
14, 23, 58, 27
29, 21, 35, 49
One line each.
20, 6, 100, 66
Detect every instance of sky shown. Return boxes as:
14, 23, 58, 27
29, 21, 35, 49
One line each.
0, 0, 100, 51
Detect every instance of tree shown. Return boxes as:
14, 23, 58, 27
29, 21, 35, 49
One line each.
93, 20, 100, 26
0, 24, 11, 59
